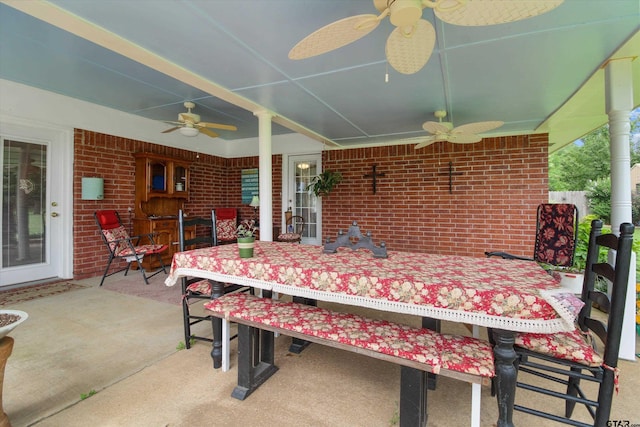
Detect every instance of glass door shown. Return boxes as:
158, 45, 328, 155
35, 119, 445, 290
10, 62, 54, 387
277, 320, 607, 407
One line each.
287, 154, 321, 245
1, 122, 71, 287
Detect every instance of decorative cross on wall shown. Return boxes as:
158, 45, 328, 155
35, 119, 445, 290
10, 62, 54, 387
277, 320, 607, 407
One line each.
363, 164, 386, 194
438, 162, 463, 194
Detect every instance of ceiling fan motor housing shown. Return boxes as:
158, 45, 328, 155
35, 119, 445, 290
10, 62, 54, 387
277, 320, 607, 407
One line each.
389, 0, 423, 27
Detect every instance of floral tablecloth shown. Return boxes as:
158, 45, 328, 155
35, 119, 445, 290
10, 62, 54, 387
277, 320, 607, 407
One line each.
166, 241, 575, 333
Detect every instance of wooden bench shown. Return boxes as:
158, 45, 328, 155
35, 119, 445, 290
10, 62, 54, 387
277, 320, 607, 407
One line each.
205, 293, 495, 427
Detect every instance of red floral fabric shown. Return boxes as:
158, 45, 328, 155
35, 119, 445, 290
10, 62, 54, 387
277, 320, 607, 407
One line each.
515, 329, 602, 367
167, 241, 570, 333
217, 219, 237, 242
205, 293, 495, 377
277, 232, 301, 242
102, 226, 164, 257
186, 279, 211, 295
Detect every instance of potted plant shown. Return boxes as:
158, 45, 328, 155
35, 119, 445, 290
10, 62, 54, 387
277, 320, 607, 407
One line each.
236, 220, 257, 258
306, 170, 343, 197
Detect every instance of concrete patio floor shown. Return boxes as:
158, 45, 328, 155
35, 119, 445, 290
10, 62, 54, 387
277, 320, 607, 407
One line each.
2, 273, 639, 427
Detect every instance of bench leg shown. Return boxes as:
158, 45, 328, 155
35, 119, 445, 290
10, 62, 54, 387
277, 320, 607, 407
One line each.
231, 324, 278, 401
470, 325, 481, 427
399, 366, 428, 427
492, 328, 517, 427
288, 296, 317, 354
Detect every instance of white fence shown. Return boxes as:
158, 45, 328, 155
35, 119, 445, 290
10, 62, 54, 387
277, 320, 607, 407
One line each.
549, 191, 588, 220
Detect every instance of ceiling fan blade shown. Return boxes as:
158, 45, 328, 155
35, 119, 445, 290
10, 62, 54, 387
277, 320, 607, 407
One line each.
386, 19, 435, 74
447, 133, 482, 144
422, 121, 451, 135
453, 121, 504, 135
435, 0, 564, 26
199, 128, 219, 139
161, 126, 180, 134
414, 137, 438, 150
197, 122, 237, 131
289, 14, 380, 60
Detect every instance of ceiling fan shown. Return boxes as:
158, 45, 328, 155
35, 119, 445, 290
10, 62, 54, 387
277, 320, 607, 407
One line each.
289, 0, 564, 75
414, 110, 503, 149
162, 101, 237, 139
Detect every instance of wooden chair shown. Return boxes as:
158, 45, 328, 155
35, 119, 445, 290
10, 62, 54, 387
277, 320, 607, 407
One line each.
94, 209, 167, 286
277, 215, 305, 243
512, 219, 634, 426
178, 210, 250, 353
486, 203, 578, 267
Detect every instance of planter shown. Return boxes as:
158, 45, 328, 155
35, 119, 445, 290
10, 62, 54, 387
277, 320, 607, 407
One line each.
0, 310, 26, 427
557, 271, 584, 294
237, 237, 256, 258
0, 310, 28, 340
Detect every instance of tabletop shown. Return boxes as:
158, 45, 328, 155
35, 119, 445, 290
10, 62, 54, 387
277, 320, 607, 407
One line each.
165, 241, 577, 334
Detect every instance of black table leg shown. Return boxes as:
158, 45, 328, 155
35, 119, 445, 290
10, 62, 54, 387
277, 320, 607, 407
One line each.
289, 296, 316, 353
492, 328, 517, 427
422, 317, 440, 390
210, 280, 225, 369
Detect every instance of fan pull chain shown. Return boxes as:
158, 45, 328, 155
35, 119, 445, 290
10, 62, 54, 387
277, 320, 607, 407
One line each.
385, 62, 389, 83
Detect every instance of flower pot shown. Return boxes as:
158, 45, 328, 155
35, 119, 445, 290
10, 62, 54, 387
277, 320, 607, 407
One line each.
237, 236, 255, 258
558, 271, 584, 294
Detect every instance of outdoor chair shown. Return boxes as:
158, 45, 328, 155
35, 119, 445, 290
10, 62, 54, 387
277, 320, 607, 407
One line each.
512, 219, 634, 426
178, 210, 251, 353
214, 207, 238, 244
485, 203, 578, 267
94, 210, 168, 286
277, 215, 305, 243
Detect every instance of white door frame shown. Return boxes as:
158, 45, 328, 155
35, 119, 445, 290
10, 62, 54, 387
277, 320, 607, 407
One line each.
0, 116, 73, 286
282, 153, 322, 245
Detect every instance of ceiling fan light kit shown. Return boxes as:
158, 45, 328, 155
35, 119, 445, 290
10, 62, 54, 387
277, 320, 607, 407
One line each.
179, 127, 199, 137
161, 101, 237, 139
289, 0, 564, 75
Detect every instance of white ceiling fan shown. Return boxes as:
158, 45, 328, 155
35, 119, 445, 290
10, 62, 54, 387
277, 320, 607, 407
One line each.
289, 0, 564, 75
414, 110, 503, 149
162, 101, 237, 139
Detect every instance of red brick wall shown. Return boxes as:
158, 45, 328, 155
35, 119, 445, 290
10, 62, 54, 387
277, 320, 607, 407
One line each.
319, 134, 548, 257
73, 129, 547, 279
73, 129, 283, 279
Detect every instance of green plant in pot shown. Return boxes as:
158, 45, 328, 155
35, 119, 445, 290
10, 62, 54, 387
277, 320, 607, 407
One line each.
306, 170, 343, 197
236, 220, 257, 258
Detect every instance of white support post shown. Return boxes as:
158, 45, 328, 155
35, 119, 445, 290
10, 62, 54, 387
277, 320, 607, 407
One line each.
604, 57, 636, 361
255, 110, 273, 242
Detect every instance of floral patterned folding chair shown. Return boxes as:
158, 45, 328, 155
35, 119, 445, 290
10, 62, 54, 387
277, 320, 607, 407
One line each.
94, 209, 167, 286
485, 203, 578, 267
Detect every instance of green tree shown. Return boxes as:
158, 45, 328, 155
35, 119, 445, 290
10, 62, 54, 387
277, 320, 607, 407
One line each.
549, 113, 640, 192
585, 176, 611, 223
549, 128, 610, 191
